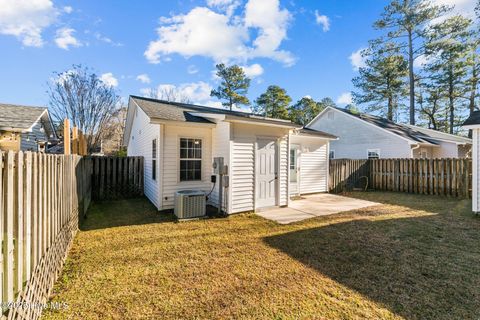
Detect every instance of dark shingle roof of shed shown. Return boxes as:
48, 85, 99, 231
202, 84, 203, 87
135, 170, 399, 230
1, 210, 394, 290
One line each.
131, 96, 302, 127
0, 103, 47, 130
296, 127, 337, 139
463, 111, 480, 127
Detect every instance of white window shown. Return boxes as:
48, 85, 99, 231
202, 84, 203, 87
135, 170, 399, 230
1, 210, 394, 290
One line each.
152, 139, 157, 180
180, 138, 202, 181
367, 149, 380, 159
327, 111, 334, 120
329, 150, 335, 159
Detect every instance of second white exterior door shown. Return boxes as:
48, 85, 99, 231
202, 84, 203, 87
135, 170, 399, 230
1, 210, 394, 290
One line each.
256, 139, 277, 208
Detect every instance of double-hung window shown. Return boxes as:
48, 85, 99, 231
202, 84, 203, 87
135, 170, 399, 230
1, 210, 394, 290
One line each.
152, 139, 157, 180
180, 138, 202, 181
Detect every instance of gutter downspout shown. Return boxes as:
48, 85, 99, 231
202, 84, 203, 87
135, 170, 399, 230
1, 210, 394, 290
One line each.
410, 144, 420, 158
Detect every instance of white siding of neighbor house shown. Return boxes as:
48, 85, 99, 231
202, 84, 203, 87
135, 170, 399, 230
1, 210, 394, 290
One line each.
127, 105, 160, 209
291, 137, 329, 194
161, 125, 213, 210
431, 141, 459, 158
20, 122, 48, 151
309, 109, 412, 159
231, 123, 289, 213
210, 121, 231, 210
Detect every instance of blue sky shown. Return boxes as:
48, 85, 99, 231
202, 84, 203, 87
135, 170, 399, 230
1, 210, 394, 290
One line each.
0, 0, 475, 111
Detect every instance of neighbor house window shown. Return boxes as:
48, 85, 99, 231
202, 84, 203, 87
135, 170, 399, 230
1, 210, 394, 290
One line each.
329, 150, 335, 159
180, 138, 202, 181
152, 139, 157, 180
420, 149, 428, 159
367, 149, 380, 159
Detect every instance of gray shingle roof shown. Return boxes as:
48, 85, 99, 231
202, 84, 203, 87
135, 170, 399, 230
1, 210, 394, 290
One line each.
131, 96, 302, 128
336, 108, 470, 145
0, 103, 47, 131
463, 111, 480, 127
296, 127, 337, 139
405, 125, 471, 144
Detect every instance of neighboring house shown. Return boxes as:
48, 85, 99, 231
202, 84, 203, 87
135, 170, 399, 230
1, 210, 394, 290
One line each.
308, 106, 471, 159
462, 111, 480, 213
0, 103, 58, 152
123, 96, 336, 213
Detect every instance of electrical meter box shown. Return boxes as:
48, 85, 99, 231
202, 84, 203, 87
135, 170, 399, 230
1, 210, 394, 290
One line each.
213, 157, 224, 175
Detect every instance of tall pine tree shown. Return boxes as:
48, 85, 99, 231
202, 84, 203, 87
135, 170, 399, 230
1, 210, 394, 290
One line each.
352, 42, 408, 120
374, 0, 450, 124
253, 85, 291, 119
210, 64, 251, 110
289, 97, 322, 125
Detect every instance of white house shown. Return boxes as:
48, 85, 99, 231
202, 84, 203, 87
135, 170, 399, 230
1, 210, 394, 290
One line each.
462, 111, 480, 213
123, 96, 337, 214
0, 103, 58, 152
308, 106, 471, 159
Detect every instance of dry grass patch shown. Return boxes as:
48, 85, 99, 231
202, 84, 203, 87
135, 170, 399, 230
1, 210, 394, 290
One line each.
42, 193, 480, 320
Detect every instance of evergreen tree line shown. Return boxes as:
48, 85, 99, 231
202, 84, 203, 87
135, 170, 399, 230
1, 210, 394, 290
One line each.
352, 0, 480, 135
210, 63, 339, 126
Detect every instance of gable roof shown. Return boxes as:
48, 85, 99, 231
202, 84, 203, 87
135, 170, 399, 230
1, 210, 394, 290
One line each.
130, 95, 302, 128
404, 124, 471, 144
295, 127, 337, 139
312, 106, 470, 146
0, 103, 49, 131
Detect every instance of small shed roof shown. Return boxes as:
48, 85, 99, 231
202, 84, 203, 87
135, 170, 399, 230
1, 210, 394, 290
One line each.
0, 103, 48, 131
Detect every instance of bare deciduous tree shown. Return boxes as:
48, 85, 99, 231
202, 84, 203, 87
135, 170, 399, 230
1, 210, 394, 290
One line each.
143, 86, 191, 104
48, 65, 120, 153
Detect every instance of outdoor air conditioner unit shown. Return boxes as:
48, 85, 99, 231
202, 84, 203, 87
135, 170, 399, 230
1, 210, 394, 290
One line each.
174, 190, 206, 219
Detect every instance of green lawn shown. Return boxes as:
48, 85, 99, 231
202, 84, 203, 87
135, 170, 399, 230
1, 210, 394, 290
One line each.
42, 192, 480, 320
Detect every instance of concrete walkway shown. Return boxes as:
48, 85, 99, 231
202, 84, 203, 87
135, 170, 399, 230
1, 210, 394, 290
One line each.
256, 193, 379, 224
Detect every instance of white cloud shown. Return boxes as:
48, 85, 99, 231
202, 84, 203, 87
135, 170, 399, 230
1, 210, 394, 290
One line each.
241, 63, 264, 78
100, 72, 118, 87
206, 0, 240, 16
432, 0, 476, 16
349, 48, 367, 71
136, 74, 151, 84
315, 10, 330, 32
0, 0, 58, 47
336, 92, 352, 105
63, 6, 73, 14
145, 0, 295, 66
54, 27, 81, 50
187, 65, 199, 74
94, 32, 122, 46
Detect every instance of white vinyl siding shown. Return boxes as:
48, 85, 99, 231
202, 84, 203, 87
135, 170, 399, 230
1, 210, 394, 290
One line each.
473, 129, 480, 212
231, 139, 255, 213
127, 105, 160, 208
211, 121, 231, 209
161, 125, 212, 209
309, 108, 412, 159
279, 136, 288, 206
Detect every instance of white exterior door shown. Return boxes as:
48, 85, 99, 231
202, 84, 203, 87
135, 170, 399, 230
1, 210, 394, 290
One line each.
256, 139, 277, 208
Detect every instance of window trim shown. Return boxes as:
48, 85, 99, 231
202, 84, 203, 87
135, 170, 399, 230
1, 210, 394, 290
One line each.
152, 138, 157, 181
367, 148, 380, 159
179, 137, 203, 182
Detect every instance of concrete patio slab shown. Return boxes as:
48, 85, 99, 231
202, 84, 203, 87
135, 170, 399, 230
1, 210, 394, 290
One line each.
256, 193, 380, 224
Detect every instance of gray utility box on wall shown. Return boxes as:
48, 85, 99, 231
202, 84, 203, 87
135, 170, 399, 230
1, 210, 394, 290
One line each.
174, 190, 206, 219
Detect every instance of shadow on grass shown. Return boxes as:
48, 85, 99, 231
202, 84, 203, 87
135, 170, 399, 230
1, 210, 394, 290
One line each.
264, 195, 480, 319
81, 197, 176, 231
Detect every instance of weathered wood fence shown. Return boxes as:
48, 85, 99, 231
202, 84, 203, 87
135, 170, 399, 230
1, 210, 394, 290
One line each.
0, 153, 143, 319
329, 158, 472, 198
90, 156, 144, 200
1, 152, 91, 320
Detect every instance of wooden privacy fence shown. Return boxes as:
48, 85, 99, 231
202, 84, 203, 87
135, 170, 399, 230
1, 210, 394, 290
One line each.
1, 152, 91, 320
90, 156, 144, 200
329, 158, 472, 198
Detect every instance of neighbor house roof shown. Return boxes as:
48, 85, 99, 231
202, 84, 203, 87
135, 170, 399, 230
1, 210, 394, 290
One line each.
463, 111, 480, 127
0, 103, 48, 132
327, 107, 470, 146
130, 96, 303, 128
